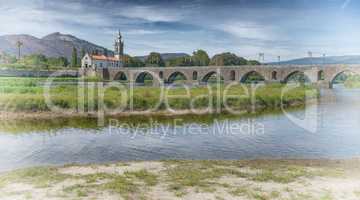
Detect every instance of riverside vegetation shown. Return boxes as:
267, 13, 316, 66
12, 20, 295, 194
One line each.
0, 159, 360, 200
0, 77, 318, 116
344, 75, 360, 88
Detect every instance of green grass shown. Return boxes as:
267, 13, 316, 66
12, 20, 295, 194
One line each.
0, 167, 72, 188
124, 169, 158, 186
163, 160, 327, 196
104, 175, 139, 200
344, 75, 360, 88
251, 165, 309, 183
0, 77, 318, 113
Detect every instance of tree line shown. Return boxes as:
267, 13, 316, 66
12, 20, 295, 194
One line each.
0, 53, 70, 69
124, 50, 260, 68
0, 48, 261, 69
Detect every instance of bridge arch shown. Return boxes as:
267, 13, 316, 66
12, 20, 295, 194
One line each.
113, 71, 127, 81
192, 71, 198, 80
230, 70, 236, 81
330, 70, 359, 86
201, 71, 224, 83
167, 71, 188, 84
272, 71, 278, 80
240, 71, 265, 83
283, 71, 311, 83
318, 70, 325, 81
103, 69, 110, 81
135, 71, 158, 86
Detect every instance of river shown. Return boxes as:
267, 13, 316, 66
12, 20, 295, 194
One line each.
0, 85, 359, 171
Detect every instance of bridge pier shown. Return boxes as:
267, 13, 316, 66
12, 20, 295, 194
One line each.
265, 80, 281, 84
315, 81, 333, 89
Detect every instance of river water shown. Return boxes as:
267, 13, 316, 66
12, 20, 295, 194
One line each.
0, 86, 359, 171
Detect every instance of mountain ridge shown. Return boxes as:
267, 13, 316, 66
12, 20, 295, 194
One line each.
0, 32, 190, 62
2, 33, 360, 65
0, 32, 111, 60
268, 55, 360, 65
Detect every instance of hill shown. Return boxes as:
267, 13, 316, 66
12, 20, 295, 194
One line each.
270, 55, 360, 65
0, 32, 190, 62
0, 32, 110, 60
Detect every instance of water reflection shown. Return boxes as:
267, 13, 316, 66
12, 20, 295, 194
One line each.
0, 109, 297, 134
0, 86, 359, 171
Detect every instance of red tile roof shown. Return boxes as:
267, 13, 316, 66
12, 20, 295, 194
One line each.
91, 55, 119, 61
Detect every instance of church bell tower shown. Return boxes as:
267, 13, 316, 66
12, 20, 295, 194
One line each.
114, 30, 124, 60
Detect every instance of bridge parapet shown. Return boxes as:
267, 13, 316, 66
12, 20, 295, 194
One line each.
81, 64, 360, 88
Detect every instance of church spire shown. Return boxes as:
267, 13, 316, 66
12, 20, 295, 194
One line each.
114, 30, 124, 60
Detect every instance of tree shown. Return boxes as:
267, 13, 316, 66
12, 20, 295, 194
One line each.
48, 57, 69, 67
192, 49, 210, 66
59, 57, 69, 67
19, 54, 48, 69
0, 52, 17, 64
247, 60, 261, 65
145, 52, 165, 67
123, 55, 145, 68
166, 56, 193, 67
81, 48, 86, 59
93, 49, 100, 55
71, 47, 78, 67
16, 41, 23, 59
210, 52, 248, 66
103, 48, 108, 57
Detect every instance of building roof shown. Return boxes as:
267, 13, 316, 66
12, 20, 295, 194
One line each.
91, 55, 119, 61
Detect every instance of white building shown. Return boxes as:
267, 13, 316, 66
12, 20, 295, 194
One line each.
81, 31, 124, 69
81, 54, 122, 68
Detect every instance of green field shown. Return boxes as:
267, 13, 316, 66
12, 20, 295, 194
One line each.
0, 77, 318, 114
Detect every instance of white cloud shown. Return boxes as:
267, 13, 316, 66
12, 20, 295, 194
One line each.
219, 22, 276, 41
124, 29, 166, 35
0, 1, 110, 37
118, 6, 184, 22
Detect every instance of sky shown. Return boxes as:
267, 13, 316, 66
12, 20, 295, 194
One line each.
0, 0, 360, 61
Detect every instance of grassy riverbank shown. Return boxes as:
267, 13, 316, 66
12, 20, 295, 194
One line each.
0, 159, 359, 200
0, 77, 318, 117
344, 75, 360, 88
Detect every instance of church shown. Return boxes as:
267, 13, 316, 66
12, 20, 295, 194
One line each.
81, 31, 124, 69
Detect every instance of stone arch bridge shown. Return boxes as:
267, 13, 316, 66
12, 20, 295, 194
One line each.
81, 64, 360, 88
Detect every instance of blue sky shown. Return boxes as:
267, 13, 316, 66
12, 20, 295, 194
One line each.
0, 0, 359, 61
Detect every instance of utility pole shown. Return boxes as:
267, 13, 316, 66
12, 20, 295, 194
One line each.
16, 41, 23, 59
258, 53, 264, 63
308, 51, 313, 65
277, 56, 281, 65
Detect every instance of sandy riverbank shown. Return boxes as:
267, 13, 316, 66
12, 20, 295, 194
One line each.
1, 159, 360, 200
